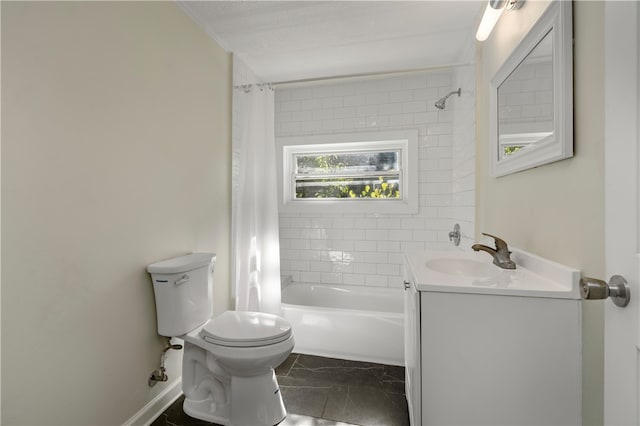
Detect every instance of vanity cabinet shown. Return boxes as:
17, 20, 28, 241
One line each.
404, 250, 582, 426
403, 276, 421, 426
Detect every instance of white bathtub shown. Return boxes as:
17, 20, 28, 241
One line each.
281, 282, 404, 366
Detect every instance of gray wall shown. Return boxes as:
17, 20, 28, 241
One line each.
2, 2, 232, 424
476, 2, 605, 424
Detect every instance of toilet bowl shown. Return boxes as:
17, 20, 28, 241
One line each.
147, 253, 294, 426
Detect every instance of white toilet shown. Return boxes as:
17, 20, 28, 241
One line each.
147, 253, 294, 426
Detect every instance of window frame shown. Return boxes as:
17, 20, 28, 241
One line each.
276, 130, 419, 214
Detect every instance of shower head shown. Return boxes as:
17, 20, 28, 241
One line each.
434, 88, 461, 110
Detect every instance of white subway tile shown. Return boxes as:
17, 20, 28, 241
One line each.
388, 252, 405, 265
343, 273, 365, 285
364, 251, 388, 263
282, 122, 301, 133
313, 109, 334, 120
365, 229, 389, 241
389, 114, 413, 126
354, 240, 377, 251
321, 272, 343, 284
290, 260, 310, 271
344, 94, 366, 106
413, 230, 437, 241
321, 119, 344, 131
300, 120, 322, 133
309, 261, 332, 272
401, 218, 425, 230
332, 240, 354, 251
281, 100, 301, 112
310, 217, 333, 229
378, 240, 402, 251
291, 110, 314, 121
365, 274, 388, 287
389, 90, 413, 103
300, 271, 321, 282
354, 218, 378, 229
334, 107, 356, 119
322, 96, 344, 109
343, 229, 366, 240
388, 230, 413, 242
365, 92, 389, 105
288, 239, 311, 250
310, 239, 330, 250
401, 241, 426, 252
376, 218, 402, 229
354, 262, 378, 274
332, 262, 354, 273
377, 263, 400, 276
280, 228, 302, 239
402, 101, 427, 113
290, 88, 314, 100
333, 217, 355, 228
275, 68, 474, 290
288, 271, 302, 282
300, 98, 322, 111
356, 104, 378, 117
379, 103, 402, 115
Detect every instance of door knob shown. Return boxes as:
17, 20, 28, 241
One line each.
580, 275, 630, 307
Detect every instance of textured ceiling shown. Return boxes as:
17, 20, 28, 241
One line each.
178, 1, 484, 82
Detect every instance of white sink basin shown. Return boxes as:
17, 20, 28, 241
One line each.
405, 249, 581, 299
425, 258, 500, 278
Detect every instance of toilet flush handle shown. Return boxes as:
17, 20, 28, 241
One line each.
175, 274, 190, 286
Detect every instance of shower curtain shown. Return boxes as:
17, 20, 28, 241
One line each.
234, 85, 282, 315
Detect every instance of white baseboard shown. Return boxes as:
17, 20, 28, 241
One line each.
123, 379, 182, 426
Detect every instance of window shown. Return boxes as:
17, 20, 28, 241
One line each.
498, 131, 553, 159
277, 130, 418, 214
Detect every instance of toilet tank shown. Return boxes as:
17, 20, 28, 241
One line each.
147, 253, 215, 337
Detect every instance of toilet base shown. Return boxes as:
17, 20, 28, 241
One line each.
183, 369, 286, 426
183, 397, 230, 425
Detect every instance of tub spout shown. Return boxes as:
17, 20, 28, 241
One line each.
472, 233, 516, 270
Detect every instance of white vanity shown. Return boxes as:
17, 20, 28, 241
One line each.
403, 249, 582, 426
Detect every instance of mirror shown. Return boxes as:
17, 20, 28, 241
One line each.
490, 1, 573, 177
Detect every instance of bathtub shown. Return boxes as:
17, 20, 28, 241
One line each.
281, 282, 404, 366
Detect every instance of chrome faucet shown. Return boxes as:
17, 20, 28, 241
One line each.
472, 233, 516, 269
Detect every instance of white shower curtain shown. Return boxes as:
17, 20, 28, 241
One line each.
234, 86, 282, 315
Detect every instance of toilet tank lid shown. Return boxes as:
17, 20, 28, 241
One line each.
147, 253, 215, 274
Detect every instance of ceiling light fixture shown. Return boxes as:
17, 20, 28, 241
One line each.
475, 0, 522, 42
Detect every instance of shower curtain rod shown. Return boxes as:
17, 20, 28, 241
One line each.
269, 62, 474, 88
233, 62, 474, 91
233, 83, 274, 92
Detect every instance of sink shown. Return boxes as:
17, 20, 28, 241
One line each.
425, 258, 499, 278
405, 249, 581, 299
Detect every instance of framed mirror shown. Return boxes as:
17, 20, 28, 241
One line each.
490, 1, 573, 177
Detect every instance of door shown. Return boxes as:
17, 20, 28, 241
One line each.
604, 2, 639, 424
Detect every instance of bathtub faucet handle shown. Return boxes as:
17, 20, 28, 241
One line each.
403, 280, 411, 290
448, 224, 461, 246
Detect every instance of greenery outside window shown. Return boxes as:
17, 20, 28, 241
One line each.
277, 130, 418, 214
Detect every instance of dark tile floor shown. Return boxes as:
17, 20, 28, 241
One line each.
152, 353, 409, 426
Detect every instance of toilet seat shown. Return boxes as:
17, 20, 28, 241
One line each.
200, 311, 292, 347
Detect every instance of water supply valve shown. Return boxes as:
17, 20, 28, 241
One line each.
148, 338, 183, 387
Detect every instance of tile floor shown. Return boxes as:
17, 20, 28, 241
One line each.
151, 354, 409, 426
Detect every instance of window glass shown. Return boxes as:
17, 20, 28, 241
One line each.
293, 150, 401, 200
277, 130, 418, 214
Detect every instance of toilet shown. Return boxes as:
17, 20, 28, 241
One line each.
147, 253, 294, 426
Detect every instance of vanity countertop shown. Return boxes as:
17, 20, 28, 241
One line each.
405, 249, 581, 299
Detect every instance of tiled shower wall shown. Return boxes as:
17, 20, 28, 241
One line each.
275, 69, 475, 289
451, 65, 476, 248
